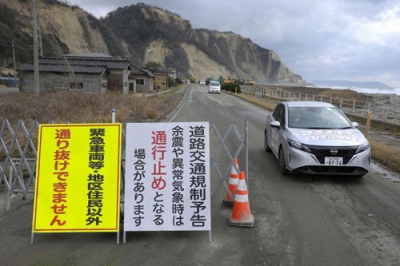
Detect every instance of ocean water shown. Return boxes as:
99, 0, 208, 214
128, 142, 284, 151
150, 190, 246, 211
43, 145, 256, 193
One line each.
315, 86, 400, 95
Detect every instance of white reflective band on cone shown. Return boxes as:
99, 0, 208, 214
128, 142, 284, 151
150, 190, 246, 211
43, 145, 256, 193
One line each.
229, 177, 239, 184
235, 194, 249, 203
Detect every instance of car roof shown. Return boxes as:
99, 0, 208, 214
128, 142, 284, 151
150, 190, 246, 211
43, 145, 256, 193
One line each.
283, 101, 335, 108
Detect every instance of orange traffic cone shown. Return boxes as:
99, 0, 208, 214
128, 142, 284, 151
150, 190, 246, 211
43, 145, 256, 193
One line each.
223, 158, 240, 206
228, 171, 255, 227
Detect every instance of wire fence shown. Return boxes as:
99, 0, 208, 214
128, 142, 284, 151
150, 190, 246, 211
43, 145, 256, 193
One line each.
1, 119, 249, 212
242, 85, 400, 123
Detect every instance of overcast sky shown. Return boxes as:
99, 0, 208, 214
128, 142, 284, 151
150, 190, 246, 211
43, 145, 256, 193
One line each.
65, 0, 400, 88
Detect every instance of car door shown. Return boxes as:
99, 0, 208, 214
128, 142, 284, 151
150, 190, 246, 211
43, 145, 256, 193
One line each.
270, 104, 285, 155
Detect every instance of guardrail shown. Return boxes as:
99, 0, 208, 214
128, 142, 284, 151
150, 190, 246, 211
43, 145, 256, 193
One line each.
241, 85, 400, 123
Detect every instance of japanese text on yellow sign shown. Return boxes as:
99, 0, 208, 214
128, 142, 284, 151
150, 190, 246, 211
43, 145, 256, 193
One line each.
32, 123, 122, 233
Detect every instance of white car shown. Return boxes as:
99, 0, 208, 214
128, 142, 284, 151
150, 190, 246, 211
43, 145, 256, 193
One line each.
264, 101, 371, 176
199, 80, 206, 86
208, 81, 221, 94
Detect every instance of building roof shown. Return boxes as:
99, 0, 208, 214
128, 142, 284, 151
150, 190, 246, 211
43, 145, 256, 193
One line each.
19, 63, 109, 74
142, 67, 175, 74
130, 66, 155, 78
38, 57, 130, 70
65, 53, 113, 59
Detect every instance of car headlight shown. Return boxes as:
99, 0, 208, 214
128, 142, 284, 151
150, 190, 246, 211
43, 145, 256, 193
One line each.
287, 138, 312, 153
356, 141, 370, 154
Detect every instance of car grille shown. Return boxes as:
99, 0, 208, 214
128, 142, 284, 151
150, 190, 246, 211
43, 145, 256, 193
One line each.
307, 145, 358, 164
295, 166, 368, 175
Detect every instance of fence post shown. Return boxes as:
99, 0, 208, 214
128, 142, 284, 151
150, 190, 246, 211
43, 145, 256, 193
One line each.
7, 161, 19, 211
352, 99, 355, 114
340, 99, 343, 110
112, 109, 116, 123
299, 93, 301, 101
385, 105, 389, 121
7, 165, 13, 211
365, 112, 371, 139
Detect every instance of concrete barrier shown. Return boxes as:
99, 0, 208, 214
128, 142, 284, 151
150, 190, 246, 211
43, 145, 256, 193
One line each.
0, 87, 20, 94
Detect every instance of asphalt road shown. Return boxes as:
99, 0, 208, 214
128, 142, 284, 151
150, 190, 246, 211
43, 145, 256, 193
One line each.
1, 84, 400, 265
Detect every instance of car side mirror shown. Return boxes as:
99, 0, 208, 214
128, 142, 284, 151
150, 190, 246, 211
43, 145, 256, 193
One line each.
352, 122, 359, 128
270, 120, 281, 128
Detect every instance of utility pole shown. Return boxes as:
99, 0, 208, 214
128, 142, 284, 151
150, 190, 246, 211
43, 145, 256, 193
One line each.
166, 71, 168, 89
32, 0, 40, 95
37, 9, 43, 57
12, 40, 17, 88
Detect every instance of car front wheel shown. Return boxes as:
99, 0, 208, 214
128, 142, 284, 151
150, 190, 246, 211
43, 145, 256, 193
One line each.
279, 147, 289, 175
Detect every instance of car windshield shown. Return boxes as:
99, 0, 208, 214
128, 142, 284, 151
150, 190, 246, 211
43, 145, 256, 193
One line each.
288, 106, 353, 129
210, 82, 219, 86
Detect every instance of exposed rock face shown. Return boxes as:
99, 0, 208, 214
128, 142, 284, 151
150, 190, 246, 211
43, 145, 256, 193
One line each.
0, 1, 305, 84
192, 30, 304, 84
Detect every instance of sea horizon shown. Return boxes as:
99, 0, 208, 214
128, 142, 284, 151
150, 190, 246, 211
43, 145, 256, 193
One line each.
314, 85, 400, 96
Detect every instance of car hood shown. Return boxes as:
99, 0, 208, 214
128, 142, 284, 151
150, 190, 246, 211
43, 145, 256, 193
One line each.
287, 128, 368, 146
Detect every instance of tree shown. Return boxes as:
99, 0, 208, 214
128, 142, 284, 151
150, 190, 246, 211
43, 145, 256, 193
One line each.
146, 61, 162, 68
167, 76, 177, 87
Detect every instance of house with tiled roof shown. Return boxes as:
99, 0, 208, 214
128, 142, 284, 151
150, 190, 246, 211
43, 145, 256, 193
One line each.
142, 67, 176, 90
18, 53, 131, 93
19, 61, 110, 93
130, 66, 155, 93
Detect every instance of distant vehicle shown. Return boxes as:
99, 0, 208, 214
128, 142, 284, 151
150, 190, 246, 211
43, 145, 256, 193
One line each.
224, 77, 235, 84
189, 76, 197, 83
223, 77, 245, 85
246, 77, 254, 85
208, 81, 221, 94
264, 101, 370, 176
199, 80, 206, 86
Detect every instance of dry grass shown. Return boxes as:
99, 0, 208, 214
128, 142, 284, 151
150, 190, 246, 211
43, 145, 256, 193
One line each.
0, 87, 185, 159
0, 87, 184, 124
368, 139, 400, 173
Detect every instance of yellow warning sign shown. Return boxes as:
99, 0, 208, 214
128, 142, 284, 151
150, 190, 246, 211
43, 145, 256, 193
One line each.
32, 123, 122, 233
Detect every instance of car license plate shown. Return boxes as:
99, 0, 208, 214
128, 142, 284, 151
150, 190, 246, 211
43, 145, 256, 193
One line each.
324, 157, 343, 165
